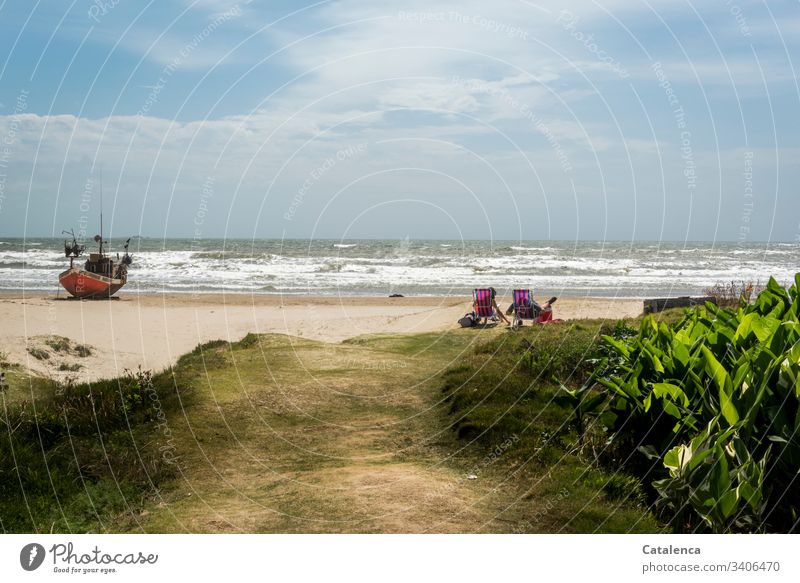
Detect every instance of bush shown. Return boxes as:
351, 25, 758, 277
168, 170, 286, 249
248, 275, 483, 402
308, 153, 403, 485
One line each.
74, 344, 92, 357
27, 347, 50, 360
45, 336, 72, 353
58, 363, 82, 371
592, 276, 800, 533
704, 280, 763, 307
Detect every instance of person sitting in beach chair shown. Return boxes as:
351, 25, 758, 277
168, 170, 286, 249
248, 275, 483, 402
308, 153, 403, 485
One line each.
510, 289, 557, 328
473, 287, 511, 326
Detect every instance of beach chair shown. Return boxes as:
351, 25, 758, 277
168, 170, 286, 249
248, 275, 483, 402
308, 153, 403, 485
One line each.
511, 290, 555, 327
473, 288, 495, 323
511, 289, 539, 328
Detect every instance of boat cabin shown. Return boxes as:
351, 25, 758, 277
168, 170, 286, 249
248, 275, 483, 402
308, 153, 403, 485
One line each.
85, 253, 116, 278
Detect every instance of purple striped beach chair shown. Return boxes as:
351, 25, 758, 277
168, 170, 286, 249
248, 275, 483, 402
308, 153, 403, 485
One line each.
473, 288, 494, 321
512, 289, 541, 328
513, 289, 535, 320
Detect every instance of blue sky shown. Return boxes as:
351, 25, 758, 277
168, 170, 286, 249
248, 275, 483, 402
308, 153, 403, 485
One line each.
0, 0, 798, 241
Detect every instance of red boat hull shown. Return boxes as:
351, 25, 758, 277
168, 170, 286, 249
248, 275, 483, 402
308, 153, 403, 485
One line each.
58, 268, 126, 298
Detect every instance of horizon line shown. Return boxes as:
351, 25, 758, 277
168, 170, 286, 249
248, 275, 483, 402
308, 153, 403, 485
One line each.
3, 235, 798, 244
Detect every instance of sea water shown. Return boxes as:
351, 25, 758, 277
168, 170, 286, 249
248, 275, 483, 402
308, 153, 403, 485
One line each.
0, 238, 797, 298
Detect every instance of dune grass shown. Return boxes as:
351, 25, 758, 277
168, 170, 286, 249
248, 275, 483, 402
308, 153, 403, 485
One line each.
2, 315, 678, 533
0, 367, 181, 533
439, 317, 666, 533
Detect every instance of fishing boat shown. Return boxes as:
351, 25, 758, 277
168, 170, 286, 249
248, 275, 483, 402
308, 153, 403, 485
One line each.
58, 229, 132, 299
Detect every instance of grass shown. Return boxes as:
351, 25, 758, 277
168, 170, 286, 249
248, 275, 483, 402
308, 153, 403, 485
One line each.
3, 314, 684, 533
0, 367, 181, 533
704, 280, 764, 307
58, 363, 83, 372
74, 344, 93, 358
43, 336, 93, 357
27, 336, 94, 363
439, 317, 671, 533
27, 347, 50, 361
44, 336, 72, 353
119, 331, 494, 533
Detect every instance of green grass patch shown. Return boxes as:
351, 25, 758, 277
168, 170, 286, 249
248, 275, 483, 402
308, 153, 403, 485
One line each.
0, 367, 182, 533
440, 318, 662, 532
45, 336, 72, 353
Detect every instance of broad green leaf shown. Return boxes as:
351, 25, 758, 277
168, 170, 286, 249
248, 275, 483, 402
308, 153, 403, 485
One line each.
597, 376, 638, 401
734, 313, 755, 341
581, 393, 606, 414
652, 382, 690, 406
662, 399, 682, 419
671, 340, 691, 369
732, 361, 750, 393
601, 335, 630, 358
752, 312, 781, 343
643, 342, 665, 374
663, 444, 687, 472
712, 446, 731, 496
736, 482, 762, 510
717, 489, 738, 520
686, 447, 714, 473
702, 346, 739, 426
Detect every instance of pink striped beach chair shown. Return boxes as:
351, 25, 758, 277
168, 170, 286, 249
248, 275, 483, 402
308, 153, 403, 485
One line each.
512, 289, 536, 321
473, 288, 495, 322
512, 289, 556, 327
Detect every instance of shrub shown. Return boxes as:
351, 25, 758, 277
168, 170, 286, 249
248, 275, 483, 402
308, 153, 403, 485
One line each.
74, 344, 92, 357
58, 363, 82, 371
45, 336, 72, 353
593, 275, 800, 533
27, 347, 50, 360
704, 280, 763, 307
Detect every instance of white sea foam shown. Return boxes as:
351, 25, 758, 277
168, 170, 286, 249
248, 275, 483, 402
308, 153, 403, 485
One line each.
2, 239, 798, 297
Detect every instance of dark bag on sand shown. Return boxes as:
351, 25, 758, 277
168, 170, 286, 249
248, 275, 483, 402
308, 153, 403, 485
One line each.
458, 312, 478, 327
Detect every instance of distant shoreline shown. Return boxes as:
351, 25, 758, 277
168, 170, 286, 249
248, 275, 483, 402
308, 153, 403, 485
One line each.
0, 289, 662, 300
2, 237, 799, 243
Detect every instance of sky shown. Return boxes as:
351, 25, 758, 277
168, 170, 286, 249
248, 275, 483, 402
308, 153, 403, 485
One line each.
0, 0, 798, 242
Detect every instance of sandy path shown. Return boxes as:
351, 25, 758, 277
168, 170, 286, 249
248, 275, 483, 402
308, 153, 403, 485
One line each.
0, 293, 642, 380
123, 332, 519, 533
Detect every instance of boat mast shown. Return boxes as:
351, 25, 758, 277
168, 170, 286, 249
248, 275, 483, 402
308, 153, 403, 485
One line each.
99, 168, 104, 255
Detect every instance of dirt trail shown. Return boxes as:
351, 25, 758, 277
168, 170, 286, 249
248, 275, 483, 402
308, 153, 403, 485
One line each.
126, 332, 516, 533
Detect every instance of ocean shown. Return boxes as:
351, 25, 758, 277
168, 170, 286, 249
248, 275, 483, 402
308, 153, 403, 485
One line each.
0, 238, 797, 298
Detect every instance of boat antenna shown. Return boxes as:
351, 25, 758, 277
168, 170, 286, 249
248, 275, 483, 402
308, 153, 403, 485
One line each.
99, 167, 104, 255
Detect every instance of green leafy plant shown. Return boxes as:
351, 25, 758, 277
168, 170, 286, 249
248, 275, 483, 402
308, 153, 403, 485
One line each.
593, 275, 800, 533
554, 369, 607, 448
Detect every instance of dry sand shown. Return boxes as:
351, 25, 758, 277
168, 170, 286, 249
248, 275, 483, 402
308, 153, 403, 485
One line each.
0, 293, 643, 381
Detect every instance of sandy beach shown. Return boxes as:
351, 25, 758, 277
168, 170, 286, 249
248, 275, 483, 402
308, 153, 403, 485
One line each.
0, 293, 643, 381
